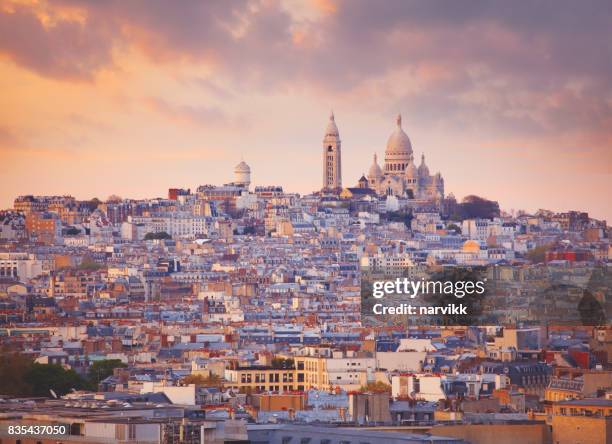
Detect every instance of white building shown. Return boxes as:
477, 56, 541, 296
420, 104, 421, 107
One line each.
234, 160, 251, 189
122, 214, 214, 240
365, 114, 444, 200
0, 252, 50, 281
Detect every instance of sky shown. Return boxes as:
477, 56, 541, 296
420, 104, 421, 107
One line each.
0, 0, 611, 221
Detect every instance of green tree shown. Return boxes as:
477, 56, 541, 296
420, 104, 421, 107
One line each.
446, 223, 461, 234
78, 257, 103, 270
359, 381, 391, 393
385, 211, 413, 227
0, 350, 34, 396
88, 359, 127, 386
525, 244, 552, 264
87, 198, 101, 212
453, 195, 500, 220
25, 363, 88, 397
181, 373, 223, 388
144, 231, 172, 240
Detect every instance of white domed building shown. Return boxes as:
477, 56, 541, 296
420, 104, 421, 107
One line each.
234, 160, 251, 189
366, 114, 444, 200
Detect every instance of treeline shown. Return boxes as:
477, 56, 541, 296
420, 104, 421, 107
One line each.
0, 351, 125, 398
144, 231, 172, 240
452, 195, 500, 220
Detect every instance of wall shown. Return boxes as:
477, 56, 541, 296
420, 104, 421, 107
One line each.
376, 351, 426, 371
430, 423, 550, 444
551, 415, 611, 444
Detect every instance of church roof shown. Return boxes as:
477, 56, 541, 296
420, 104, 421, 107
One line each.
343, 187, 377, 197
386, 114, 412, 156
234, 160, 250, 173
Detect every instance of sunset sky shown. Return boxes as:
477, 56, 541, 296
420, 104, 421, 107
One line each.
1, 0, 611, 220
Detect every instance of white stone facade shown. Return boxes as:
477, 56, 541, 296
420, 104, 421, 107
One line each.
367, 114, 444, 200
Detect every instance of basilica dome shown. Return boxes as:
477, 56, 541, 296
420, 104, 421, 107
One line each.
385, 114, 413, 158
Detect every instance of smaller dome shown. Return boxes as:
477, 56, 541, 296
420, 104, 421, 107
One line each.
324, 111, 339, 137
235, 160, 250, 173
418, 154, 429, 177
463, 239, 480, 253
368, 154, 383, 178
405, 158, 418, 178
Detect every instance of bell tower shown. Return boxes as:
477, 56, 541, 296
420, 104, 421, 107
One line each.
322, 111, 342, 191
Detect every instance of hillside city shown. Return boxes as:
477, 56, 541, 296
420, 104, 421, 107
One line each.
0, 117, 610, 444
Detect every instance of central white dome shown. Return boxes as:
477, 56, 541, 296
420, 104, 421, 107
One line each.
385, 114, 412, 157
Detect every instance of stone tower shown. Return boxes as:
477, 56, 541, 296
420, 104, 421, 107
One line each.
322, 111, 342, 191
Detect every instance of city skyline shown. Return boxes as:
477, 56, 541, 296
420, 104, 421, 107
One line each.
0, 3, 610, 441
1, 0, 611, 220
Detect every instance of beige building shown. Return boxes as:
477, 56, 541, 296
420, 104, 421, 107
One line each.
224, 367, 299, 393
551, 398, 612, 444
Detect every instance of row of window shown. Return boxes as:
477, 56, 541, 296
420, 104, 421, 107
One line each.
386, 163, 407, 171
239, 372, 296, 383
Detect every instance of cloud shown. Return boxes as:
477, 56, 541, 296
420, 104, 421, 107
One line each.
186, 77, 236, 99
0, 1, 115, 80
2, 1, 610, 144
0, 124, 19, 147
144, 97, 229, 127
1, 0, 610, 218
3, 1, 611, 92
